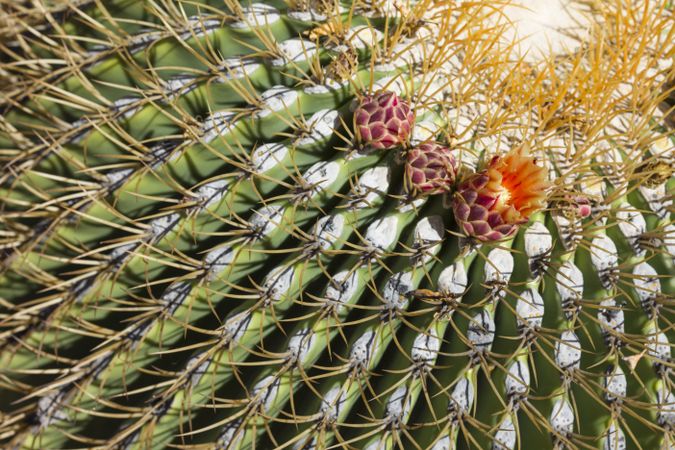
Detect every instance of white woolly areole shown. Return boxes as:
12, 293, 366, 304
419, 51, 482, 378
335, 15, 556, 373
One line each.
230, 4, 280, 29
385, 385, 411, 420
541, 135, 569, 169
556, 329, 581, 371
446, 111, 473, 141
353, 166, 390, 206
127, 31, 161, 50
293, 437, 317, 450
37, 391, 68, 428
449, 376, 474, 415
467, 309, 495, 351
296, 109, 339, 147
251, 375, 280, 412
552, 210, 579, 248
257, 86, 298, 118
250, 205, 285, 237
414, 216, 444, 244
475, 135, 508, 156
372, 75, 409, 95
392, 39, 427, 67
373, 62, 397, 73
484, 248, 514, 286
112, 96, 141, 120
345, 26, 384, 49
287, 9, 326, 21
164, 75, 197, 98
633, 262, 660, 306
262, 266, 295, 303
656, 387, 675, 426
413, 216, 444, 263
365, 215, 399, 251
524, 221, 552, 259
272, 39, 317, 67
203, 245, 234, 278
646, 323, 671, 361
321, 385, 345, 421
223, 311, 251, 344
555, 260, 584, 302
438, 262, 468, 297
287, 328, 314, 364
664, 223, 675, 259
314, 214, 345, 250
350, 329, 377, 366
410, 328, 441, 364
303, 79, 349, 95
649, 135, 674, 162
196, 178, 230, 207
218, 58, 260, 80
398, 197, 427, 213
639, 183, 671, 220
505, 359, 530, 397
301, 161, 340, 197
148, 141, 181, 167
186, 353, 211, 386
325, 270, 359, 306
604, 422, 626, 450
149, 213, 179, 238
182, 16, 220, 39
550, 397, 574, 436
604, 365, 626, 401
597, 143, 624, 177
608, 112, 638, 137
359, 0, 398, 17
598, 299, 624, 337
106, 168, 134, 187
109, 242, 136, 262
411, 328, 441, 365
616, 203, 646, 244
580, 175, 607, 199
382, 271, 413, 311
364, 440, 383, 450
590, 234, 619, 272
431, 436, 452, 450
411, 121, 440, 145
251, 143, 288, 173
493, 416, 517, 450
516, 288, 545, 332
217, 419, 243, 448
201, 110, 235, 143
418, 72, 449, 104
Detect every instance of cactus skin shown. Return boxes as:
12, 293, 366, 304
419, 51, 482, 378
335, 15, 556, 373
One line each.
0, 1, 673, 450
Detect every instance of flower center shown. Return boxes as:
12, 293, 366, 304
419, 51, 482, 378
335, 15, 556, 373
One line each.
490, 145, 549, 219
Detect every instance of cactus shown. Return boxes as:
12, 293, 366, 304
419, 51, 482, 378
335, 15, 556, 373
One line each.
0, 1, 673, 449
405, 142, 457, 196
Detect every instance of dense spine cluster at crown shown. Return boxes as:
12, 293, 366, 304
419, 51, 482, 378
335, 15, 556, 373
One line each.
0, 1, 673, 449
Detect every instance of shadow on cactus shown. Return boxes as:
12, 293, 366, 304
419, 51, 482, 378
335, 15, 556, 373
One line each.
0, 1, 673, 449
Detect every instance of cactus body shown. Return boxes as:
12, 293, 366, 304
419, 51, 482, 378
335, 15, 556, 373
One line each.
0, 1, 674, 450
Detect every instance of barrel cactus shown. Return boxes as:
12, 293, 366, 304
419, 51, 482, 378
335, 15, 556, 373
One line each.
0, 1, 673, 449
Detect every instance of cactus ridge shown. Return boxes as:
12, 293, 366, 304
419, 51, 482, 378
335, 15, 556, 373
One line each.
0, 1, 674, 449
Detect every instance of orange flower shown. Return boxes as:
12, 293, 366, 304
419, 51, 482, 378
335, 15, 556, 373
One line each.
452, 144, 549, 241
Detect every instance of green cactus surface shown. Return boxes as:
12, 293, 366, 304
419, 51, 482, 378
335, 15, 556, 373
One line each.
0, 1, 673, 449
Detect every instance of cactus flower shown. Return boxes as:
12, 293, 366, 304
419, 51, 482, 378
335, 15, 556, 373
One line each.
405, 142, 457, 195
354, 90, 415, 149
452, 144, 549, 241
